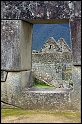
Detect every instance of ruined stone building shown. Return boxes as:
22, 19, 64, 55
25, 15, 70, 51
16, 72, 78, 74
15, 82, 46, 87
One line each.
32, 37, 72, 65
39, 37, 71, 53
32, 37, 72, 87
39, 37, 60, 53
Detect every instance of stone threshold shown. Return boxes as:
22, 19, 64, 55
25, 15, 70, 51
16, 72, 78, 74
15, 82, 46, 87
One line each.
23, 87, 73, 93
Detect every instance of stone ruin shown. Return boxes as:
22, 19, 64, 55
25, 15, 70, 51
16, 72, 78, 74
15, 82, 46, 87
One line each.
1, 1, 81, 111
32, 37, 73, 88
39, 37, 71, 53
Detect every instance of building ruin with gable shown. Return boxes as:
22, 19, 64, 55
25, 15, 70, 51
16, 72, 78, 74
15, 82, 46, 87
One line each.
32, 37, 72, 88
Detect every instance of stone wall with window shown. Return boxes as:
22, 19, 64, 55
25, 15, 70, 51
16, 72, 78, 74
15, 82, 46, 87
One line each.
1, 1, 81, 111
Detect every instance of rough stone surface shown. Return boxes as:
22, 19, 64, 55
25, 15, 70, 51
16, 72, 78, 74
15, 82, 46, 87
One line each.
16, 88, 77, 110
62, 72, 72, 80
32, 53, 72, 64
1, 71, 33, 103
1, 1, 81, 111
39, 37, 71, 53
1, 87, 76, 110
71, 66, 81, 110
1, 102, 18, 108
1, 20, 33, 70
1, 82, 7, 102
1, 20, 21, 70
1, 71, 8, 81
50, 79, 60, 88
1, 1, 81, 19
70, 18, 81, 65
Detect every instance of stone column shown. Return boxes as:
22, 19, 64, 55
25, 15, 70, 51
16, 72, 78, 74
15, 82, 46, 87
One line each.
1, 20, 33, 103
70, 18, 81, 110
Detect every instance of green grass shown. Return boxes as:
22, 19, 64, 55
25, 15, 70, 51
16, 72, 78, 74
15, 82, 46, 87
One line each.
33, 77, 54, 88
34, 82, 55, 88
1, 108, 38, 117
1, 108, 81, 120
1, 109, 81, 123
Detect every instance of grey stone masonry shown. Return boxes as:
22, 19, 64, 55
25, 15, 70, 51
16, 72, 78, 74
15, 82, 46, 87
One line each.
70, 18, 81, 65
1, 70, 33, 103
1, 20, 33, 71
1, 1, 81, 19
1, 71, 8, 82
1, 1, 81, 111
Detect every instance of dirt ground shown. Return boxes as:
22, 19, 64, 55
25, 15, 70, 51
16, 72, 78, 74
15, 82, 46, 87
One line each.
1, 113, 81, 123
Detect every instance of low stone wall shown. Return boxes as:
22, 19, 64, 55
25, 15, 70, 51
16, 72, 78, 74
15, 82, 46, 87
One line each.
32, 62, 62, 86
32, 62, 72, 87
32, 53, 60, 63
1, 87, 78, 111
62, 72, 72, 80
32, 52, 72, 64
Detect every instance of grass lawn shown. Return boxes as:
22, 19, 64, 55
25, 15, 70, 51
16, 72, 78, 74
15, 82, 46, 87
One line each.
1, 108, 81, 123
1, 108, 81, 117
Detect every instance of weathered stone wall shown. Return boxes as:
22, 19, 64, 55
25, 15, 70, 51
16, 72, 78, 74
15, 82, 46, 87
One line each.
62, 72, 72, 80
1, 1, 81, 111
1, 20, 33, 103
1, 1, 81, 19
1, 20, 21, 70
32, 62, 63, 87
17, 89, 76, 110
32, 53, 61, 63
70, 66, 81, 110
32, 62, 72, 88
1, 20, 33, 71
70, 17, 81, 111
32, 51, 72, 85
70, 18, 81, 65
32, 52, 72, 64
1, 88, 77, 111
57, 38, 71, 53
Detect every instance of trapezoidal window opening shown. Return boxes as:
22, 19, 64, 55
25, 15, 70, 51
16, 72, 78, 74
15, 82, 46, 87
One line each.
32, 22, 73, 90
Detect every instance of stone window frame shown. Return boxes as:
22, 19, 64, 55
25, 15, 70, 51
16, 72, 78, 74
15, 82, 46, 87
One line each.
29, 19, 72, 88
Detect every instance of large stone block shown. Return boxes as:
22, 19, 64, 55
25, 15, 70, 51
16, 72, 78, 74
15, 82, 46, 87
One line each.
70, 65, 81, 110
21, 70, 33, 89
1, 82, 7, 101
1, 71, 8, 81
20, 20, 33, 70
17, 88, 77, 110
1, 70, 33, 103
1, 20, 33, 70
1, 1, 81, 19
70, 18, 81, 65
